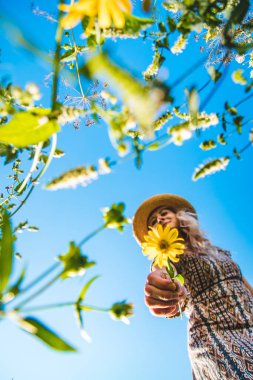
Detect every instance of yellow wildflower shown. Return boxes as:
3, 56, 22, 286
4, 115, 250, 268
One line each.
141, 224, 185, 268
60, 0, 132, 33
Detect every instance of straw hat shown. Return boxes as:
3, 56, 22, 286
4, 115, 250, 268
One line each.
133, 194, 197, 245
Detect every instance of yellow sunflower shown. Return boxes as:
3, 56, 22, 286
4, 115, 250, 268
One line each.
59, 0, 132, 33
141, 224, 185, 268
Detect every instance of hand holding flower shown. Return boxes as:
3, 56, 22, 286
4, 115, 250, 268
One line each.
144, 269, 188, 318
141, 223, 187, 318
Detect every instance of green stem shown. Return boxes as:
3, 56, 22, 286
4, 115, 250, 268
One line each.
5, 262, 60, 307
170, 55, 207, 88
10, 134, 57, 218
51, 5, 64, 111
78, 224, 105, 247
71, 30, 85, 98
18, 301, 75, 312
95, 20, 102, 52
200, 59, 230, 112
228, 141, 253, 161
13, 271, 63, 311
80, 305, 110, 312
18, 302, 110, 313
17, 142, 43, 194
19, 262, 60, 295
37, 133, 57, 180
238, 141, 252, 154
10, 186, 35, 218
234, 93, 253, 109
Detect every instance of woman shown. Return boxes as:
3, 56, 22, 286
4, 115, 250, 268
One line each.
133, 194, 253, 380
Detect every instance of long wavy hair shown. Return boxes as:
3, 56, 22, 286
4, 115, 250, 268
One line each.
175, 209, 218, 256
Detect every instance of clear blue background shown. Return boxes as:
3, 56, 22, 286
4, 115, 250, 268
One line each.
0, 1, 253, 379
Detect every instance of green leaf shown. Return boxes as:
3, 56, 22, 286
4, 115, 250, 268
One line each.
18, 317, 77, 352
58, 241, 96, 280
147, 142, 160, 150
126, 14, 153, 31
217, 133, 227, 145
53, 148, 65, 158
225, 101, 238, 115
0, 210, 14, 294
222, 114, 227, 131
233, 116, 243, 134
167, 16, 177, 32
233, 147, 241, 160
102, 202, 130, 231
77, 275, 100, 304
60, 48, 77, 62
174, 274, 184, 285
81, 16, 90, 33
187, 87, 199, 126
199, 140, 216, 150
82, 53, 159, 138
207, 66, 222, 82
232, 69, 247, 85
2, 267, 26, 302
0, 143, 19, 165
87, 35, 104, 48
0, 110, 60, 148
74, 306, 92, 342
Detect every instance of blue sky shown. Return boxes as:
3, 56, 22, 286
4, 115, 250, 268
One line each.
0, 1, 253, 380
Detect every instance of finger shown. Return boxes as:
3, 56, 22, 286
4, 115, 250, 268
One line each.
144, 284, 179, 300
173, 280, 188, 298
147, 271, 177, 291
149, 305, 178, 317
144, 296, 178, 308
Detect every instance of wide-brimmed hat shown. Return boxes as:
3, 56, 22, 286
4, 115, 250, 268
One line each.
133, 194, 196, 245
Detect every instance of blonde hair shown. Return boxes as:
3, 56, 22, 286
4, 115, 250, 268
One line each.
176, 209, 218, 256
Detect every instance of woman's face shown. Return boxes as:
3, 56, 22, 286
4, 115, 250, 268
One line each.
147, 207, 178, 229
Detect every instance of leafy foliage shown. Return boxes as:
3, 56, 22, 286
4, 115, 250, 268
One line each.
0, 0, 252, 351
58, 242, 96, 279
0, 110, 60, 148
0, 210, 14, 294
102, 202, 130, 232
17, 316, 77, 351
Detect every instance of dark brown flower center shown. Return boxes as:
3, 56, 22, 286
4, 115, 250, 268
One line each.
159, 240, 169, 251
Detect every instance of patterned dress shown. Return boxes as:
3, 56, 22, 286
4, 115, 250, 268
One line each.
174, 247, 253, 380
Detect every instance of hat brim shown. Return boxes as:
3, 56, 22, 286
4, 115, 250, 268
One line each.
133, 194, 196, 245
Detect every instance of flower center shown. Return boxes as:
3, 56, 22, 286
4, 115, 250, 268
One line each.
159, 240, 169, 251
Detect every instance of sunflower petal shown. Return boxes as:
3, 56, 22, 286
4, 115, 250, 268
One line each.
156, 224, 164, 236
170, 242, 185, 250
163, 224, 171, 235
59, 4, 71, 12
167, 228, 179, 242
109, 2, 126, 28
73, 1, 97, 15
61, 13, 82, 29
98, 0, 112, 28
117, 0, 132, 12
169, 255, 179, 262
147, 229, 160, 241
